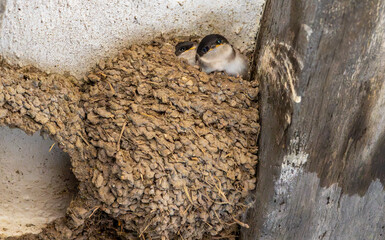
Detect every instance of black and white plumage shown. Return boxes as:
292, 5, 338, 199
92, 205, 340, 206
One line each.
196, 34, 248, 77
175, 41, 198, 66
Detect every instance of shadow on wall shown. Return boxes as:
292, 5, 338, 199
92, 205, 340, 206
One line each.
0, 127, 78, 237
0, 0, 6, 28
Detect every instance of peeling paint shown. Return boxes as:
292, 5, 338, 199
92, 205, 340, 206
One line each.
274, 139, 308, 196
302, 24, 313, 41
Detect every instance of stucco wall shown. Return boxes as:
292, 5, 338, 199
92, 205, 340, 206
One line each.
0, 0, 265, 78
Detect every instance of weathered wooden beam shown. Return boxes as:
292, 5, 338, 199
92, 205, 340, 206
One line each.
243, 0, 385, 239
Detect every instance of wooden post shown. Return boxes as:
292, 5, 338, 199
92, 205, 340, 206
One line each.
243, 0, 385, 239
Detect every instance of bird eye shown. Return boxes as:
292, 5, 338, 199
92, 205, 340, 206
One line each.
180, 47, 186, 51
202, 46, 209, 53
216, 39, 222, 44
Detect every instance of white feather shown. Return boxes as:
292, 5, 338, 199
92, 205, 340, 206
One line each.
224, 51, 248, 76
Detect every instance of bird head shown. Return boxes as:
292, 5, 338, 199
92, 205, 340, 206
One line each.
196, 34, 230, 57
175, 41, 198, 56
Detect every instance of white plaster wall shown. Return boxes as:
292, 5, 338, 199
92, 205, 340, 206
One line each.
0, 0, 265, 78
0, 127, 77, 237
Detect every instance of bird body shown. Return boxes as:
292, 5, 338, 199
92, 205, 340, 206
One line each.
196, 34, 248, 77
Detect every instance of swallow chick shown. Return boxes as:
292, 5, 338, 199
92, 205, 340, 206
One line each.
175, 41, 198, 66
196, 34, 248, 77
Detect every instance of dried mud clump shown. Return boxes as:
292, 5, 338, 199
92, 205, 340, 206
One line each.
0, 58, 84, 161
79, 41, 259, 239
0, 39, 259, 239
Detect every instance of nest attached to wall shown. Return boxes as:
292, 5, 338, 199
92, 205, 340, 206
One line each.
0, 39, 259, 239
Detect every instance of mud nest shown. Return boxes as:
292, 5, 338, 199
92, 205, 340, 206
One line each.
0, 39, 259, 239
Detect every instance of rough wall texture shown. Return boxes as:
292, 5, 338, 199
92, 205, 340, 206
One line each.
0, 0, 265, 78
242, 0, 385, 239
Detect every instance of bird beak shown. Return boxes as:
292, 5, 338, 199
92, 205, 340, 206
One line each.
184, 46, 196, 52
208, 44, 223, 52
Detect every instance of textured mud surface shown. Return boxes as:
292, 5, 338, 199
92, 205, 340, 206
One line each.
0, 38, 259, 239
